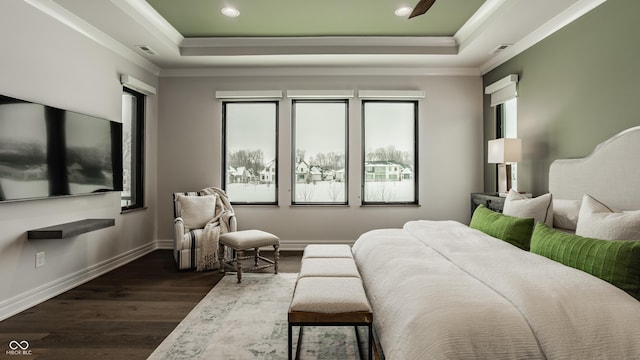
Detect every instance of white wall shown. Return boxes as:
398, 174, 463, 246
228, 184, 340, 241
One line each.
0, 1, 158, 320
157, 75, 484, 249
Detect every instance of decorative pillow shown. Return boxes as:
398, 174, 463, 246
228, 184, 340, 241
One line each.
552, 199, 581, 231
502, 189, 553, 226
175, 194, 217, 231
470, 205, 535, 251
576, 194, 640, 240
531, 223, 640, 300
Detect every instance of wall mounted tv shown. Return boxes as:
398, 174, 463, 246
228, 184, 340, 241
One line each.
0, 95, 122, 202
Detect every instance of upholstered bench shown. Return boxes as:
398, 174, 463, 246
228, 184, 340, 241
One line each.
288, 245, 373, 360
217, 230, 280, 283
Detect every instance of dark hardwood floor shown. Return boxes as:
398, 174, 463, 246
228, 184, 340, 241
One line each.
0, 250, 302, 360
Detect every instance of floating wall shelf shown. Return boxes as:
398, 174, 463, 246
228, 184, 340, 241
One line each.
27, 219, 115, 240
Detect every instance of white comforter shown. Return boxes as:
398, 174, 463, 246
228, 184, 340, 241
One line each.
352, 220, 640, 360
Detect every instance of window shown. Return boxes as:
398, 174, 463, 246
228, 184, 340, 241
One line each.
223, 101, 278, 204
362, 101, 418, 204
497, 98, 518, 189
121, 87, 144, 210
486, 74, 519, 192
292, 100, 348, 204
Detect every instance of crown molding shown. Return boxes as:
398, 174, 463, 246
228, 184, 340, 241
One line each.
110, 0, 183, 53
180, 36, 458, 56
455, 0, 511, 51
159, 66, 481, 78
24, 0, 161, 76
480, 0, 607, 74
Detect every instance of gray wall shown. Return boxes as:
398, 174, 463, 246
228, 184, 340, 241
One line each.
157, 75, 484, 248
483, 0, 640, 195
0, 1, 159, 319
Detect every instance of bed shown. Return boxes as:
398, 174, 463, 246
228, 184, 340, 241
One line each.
352, 126, 640, 360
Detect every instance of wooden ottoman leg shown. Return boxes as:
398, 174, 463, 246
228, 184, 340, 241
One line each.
217, 243, 226, 274
236, 249, 243, 283
254, 247, 259, 267
274, 244, 280, 274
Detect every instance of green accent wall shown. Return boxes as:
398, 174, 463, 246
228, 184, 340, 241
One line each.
483, 0, 640, 195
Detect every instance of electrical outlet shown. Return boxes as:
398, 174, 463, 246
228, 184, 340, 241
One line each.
35, 252, 46, 268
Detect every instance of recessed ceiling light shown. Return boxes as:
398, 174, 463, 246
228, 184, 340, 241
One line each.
395, 6, 413, 17
221, 7, 240, 17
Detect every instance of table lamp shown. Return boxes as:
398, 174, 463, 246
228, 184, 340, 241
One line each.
488, 138, 521, 195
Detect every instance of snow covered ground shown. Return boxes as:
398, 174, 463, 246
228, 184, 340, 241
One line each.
227, 180, 414, 203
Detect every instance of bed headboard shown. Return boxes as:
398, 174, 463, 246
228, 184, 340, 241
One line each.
549, 126, 640, 211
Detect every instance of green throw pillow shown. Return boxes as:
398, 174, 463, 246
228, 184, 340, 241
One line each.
531, 223, 640, 301
470, 205, 535, 250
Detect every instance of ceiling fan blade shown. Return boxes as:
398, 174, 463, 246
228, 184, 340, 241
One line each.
409, 0, 436, 19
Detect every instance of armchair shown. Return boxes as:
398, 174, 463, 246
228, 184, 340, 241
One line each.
173, 187, 236, 270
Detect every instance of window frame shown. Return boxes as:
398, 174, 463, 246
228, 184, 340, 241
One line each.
222, 100, 279, 205
361, 100, 419, 206
291, 99, 349, 205
121, 87, 145, 212
495, 98, 518, 190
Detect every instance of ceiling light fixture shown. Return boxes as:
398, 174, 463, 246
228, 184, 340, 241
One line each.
221, 7, 240, 17
395, 6, 413, 17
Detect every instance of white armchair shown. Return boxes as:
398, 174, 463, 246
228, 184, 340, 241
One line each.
173, 187, 236, 270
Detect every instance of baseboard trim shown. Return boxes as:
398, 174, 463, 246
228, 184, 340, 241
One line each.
0, 241, 158, 321
156, 239, 174, 249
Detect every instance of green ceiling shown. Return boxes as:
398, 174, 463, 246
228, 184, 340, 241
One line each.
145, 0, 486, 37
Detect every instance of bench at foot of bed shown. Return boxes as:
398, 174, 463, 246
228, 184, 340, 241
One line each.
288, 245, 373, 360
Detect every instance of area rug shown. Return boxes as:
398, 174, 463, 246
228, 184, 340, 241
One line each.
148, 273, 363, 360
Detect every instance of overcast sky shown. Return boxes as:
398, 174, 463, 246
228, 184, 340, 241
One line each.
225, 101, 415, 165
294, 102, 345, 158
364, 102, 415, 154
226, 103, 277, 161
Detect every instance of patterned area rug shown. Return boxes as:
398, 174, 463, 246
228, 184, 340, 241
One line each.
148, 273, 362, 360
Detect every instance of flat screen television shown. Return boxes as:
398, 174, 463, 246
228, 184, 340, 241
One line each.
0, 95, 123, 202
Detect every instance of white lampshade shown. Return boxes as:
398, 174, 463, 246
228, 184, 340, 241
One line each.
488, 138, 521, 164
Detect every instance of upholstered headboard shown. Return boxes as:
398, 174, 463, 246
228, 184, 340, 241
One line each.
549, 126, 640, 211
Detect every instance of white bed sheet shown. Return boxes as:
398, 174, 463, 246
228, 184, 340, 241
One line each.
352, 220, 640, 360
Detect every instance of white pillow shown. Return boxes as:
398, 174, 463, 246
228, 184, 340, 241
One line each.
175, 194, 217, 231
575, 194, 640, 240
503, 189, 553, 226
552, 199, 581, 231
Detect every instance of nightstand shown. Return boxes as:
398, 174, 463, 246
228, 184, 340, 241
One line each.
470, 193, 505, 215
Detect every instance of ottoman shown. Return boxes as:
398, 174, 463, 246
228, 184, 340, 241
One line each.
217, 230, 280, 283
